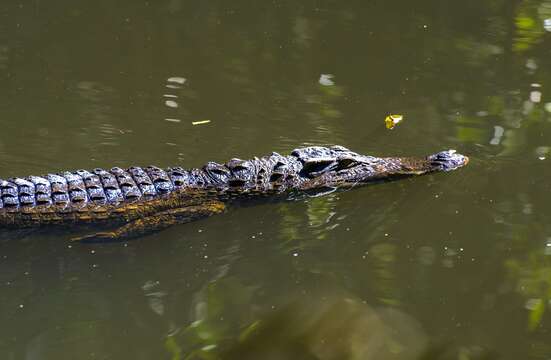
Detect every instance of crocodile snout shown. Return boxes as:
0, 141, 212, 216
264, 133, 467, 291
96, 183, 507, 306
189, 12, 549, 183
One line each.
428, 150, 469, 172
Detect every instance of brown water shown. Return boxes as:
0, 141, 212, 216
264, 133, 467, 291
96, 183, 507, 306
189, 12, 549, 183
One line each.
1, 1, 551, 359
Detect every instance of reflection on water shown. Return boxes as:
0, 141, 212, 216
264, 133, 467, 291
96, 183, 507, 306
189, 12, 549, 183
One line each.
3, 0, 551, 359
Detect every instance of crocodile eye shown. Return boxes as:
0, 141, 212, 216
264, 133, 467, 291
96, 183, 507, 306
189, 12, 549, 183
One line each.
300, 159, 337, 177
211, 169, 229, 175
336, 158, 359, 170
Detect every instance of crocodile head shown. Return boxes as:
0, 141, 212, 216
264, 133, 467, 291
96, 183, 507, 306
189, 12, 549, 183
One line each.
291, 145, 379, 178
290, 146, 468, 188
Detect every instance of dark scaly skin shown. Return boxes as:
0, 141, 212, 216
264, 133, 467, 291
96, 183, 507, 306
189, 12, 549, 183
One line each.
0, 146, 468, 240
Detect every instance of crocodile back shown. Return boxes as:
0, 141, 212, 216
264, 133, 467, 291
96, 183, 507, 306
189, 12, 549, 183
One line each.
0, 166, 185, 210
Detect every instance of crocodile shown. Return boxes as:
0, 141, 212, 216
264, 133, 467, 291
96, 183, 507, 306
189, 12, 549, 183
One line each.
0, 145, 468, 241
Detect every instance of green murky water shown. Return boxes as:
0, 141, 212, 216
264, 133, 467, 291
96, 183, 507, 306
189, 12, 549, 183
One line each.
2, 1, 551, 359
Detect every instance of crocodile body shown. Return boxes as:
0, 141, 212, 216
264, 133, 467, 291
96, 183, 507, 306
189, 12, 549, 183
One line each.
0, 146, 468, 239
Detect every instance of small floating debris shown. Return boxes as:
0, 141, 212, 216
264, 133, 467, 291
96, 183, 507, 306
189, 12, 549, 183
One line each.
166, 77, 186, 89
167, 77, 186, 84
165, 118, 181, 123
384, 114, 404, 129
192, 120, 211, 126
319, 74, 335, 86
165, 100, 179, 108
489, 125, 504, 145
530, 91, 542, 103
535, 146, 549, 160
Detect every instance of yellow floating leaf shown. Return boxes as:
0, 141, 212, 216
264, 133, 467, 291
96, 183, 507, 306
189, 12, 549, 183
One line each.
385, 114, 404, 130
192, 120, 211, 126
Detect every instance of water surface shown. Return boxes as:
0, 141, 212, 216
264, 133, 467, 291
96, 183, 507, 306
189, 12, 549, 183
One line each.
2, 1, 551, 359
